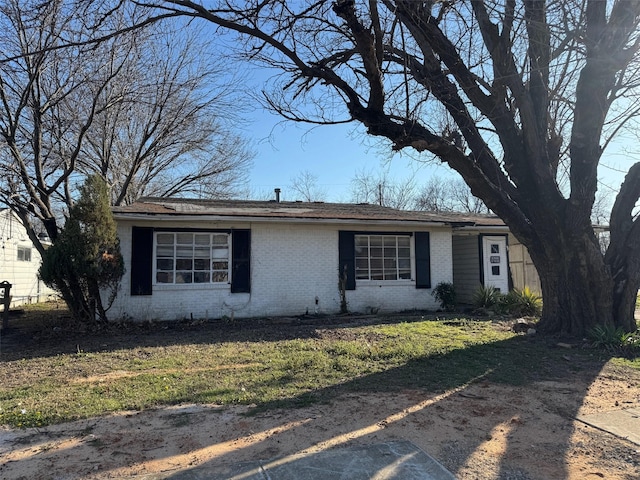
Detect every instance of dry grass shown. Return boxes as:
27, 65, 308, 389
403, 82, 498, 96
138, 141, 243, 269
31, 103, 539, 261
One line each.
1, 304, 638, 429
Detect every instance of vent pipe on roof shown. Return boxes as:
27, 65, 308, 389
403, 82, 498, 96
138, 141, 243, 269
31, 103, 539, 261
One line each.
274, 188, 281, 203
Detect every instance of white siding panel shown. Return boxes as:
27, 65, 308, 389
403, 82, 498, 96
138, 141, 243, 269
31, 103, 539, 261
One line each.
452, 235, 481, 304
0, 210, 55, 308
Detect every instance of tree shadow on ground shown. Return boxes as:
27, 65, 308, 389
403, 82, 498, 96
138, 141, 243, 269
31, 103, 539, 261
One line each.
161, 336, 617, 479
2, 332, 630, 479
0, 307, 481, 361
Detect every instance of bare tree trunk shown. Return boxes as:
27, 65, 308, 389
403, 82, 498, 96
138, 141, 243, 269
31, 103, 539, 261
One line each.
606, 163, 640, 332
59, 277, 93, 324
532, 235, 615, 335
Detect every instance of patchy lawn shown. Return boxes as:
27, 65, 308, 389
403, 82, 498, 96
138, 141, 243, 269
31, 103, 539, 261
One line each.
0, 304, 639, 479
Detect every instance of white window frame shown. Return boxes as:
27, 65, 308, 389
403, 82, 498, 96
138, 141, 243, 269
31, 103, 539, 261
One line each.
354, 234, 414, 282
17, 246, 32, 262
153, 231, 230, 286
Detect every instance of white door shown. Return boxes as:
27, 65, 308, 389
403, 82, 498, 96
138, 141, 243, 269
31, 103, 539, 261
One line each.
482, 236, 509, 293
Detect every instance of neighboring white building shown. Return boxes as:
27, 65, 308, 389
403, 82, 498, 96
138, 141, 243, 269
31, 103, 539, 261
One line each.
0, 209, 55, 308
110, 197, 536, 322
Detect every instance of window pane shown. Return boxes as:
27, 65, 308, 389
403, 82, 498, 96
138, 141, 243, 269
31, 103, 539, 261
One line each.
194, 272, 210, 283
212, 247, 228, 259
175, 272, 192, 283
353, 234, 414, 283
384, 247, 396, 257
212, 234, 228, 245
212, 271, 228, 282
383, 237, 396, 246
157, 259, 173, 270
384, 258, 396, 269
384, 270, 398, 280
399, 270, 411, 279
194, 234, 210, 245
491, 244, 500, 253
155, 231, 230, 285
176, 233, 193, 244
156, 233, 174, 244
156, 272, 173, 283
157, 245, 174, 257
356, 258, 369, 269
194, 258, 209, 270
176, 258, 192, 270
355, 236, 368, 247
370, 258, 383, 270
492, 266, 500, 276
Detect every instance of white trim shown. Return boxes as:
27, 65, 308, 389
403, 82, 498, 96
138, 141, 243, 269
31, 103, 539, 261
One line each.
152, 231, 231, 287
354, 233, 415, 283
113, 213, 449, 228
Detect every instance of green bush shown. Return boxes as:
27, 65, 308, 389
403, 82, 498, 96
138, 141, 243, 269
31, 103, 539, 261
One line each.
472, 285, 502, 309
505, 287, 542, 316
589, 325, 640, 358
432, 282, 457, 311
472, 285, 541, 317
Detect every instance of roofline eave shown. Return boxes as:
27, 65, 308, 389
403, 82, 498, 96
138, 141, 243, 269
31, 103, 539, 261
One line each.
112, 212, 451, 228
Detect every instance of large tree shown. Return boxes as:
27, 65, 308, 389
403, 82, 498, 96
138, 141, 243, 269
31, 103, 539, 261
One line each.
414, 176, 491, 214
136, 0, 640, 335
0, 0, 252, 256
349, 169, 418, 209
76, 26, 253, 206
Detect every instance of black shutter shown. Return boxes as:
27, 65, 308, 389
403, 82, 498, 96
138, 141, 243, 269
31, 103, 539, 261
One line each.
231, 229, 251, 293
338, 231, 356, 290
415, 231, 431, 289
131, 227, 153, 296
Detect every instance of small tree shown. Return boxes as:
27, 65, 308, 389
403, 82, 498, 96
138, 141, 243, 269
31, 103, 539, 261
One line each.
40, 175, 124, 323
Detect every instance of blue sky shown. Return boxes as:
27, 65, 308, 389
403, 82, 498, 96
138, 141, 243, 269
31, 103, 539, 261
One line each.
246, 104, 634, 207
246, 107, 459, 202
208, 26, 636, 209
237, 59, 636, 208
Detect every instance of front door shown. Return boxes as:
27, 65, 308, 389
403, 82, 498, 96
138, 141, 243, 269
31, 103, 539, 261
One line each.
482, 236, 509, 293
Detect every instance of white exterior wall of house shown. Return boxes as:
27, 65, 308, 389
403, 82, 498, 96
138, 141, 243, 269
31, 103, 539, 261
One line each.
110, 219, 452, 321
346, 229, 451, 314
0, 209, 55, 308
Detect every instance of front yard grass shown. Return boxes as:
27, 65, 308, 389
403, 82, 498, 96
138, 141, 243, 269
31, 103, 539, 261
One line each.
1, 305, 638, 428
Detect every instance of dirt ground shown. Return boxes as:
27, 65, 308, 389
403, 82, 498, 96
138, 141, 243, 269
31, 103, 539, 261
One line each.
1, 312, 640, 479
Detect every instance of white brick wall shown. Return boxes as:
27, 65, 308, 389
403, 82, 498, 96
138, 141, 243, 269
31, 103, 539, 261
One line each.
111, 220, 453, 321
345, 229, 452, 313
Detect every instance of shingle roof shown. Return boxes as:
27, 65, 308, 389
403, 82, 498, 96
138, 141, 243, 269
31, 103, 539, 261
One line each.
112, 197, 506, 227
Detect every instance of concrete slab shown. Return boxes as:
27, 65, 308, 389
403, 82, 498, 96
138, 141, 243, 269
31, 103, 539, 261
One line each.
577, 408, 640, 445
136, 440, 456, 480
